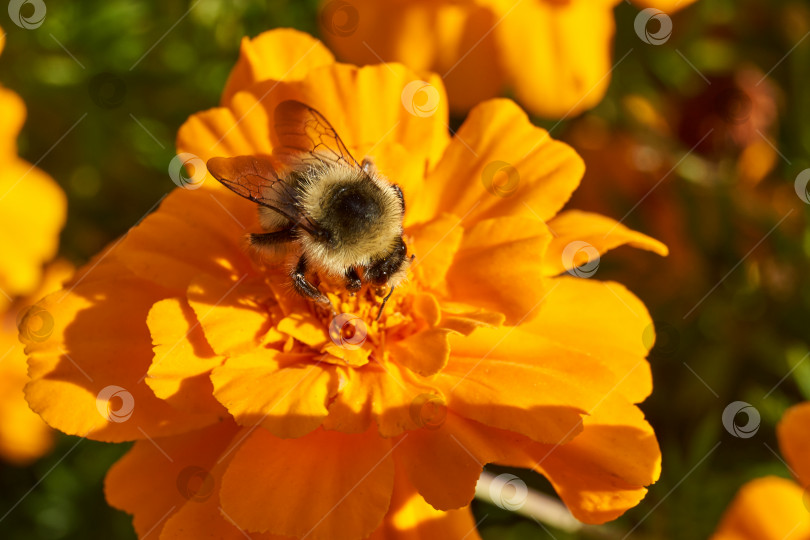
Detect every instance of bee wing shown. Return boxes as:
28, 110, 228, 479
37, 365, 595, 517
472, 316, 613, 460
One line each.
272, 100, 363, 171
206, 155, 313, 231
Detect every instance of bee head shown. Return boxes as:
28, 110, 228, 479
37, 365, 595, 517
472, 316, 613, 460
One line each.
365, 237, 410, 288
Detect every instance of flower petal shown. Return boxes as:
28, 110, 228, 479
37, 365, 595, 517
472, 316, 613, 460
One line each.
390, 327, 453, 377
24, 263, 217, 441
187, 273, 282, 357
146, 298, 226, 415
412, 292, 442, 327
222, 29, 335, 104
438, 302, 505, 336
220, 426, 395, 540
513, 394, 661, 524
116, 188, 255, 293
406, 214, 464, 293
105, 420, 241, 538
394, 413, 527, 510
0, 87, 25, 156
777, 402, 810, 487
419, 99, 583, 226
210, 351, 337, 438
0, 333, 52, 464
521, 277, 654, 403
495, 0, 619, 118
370, 459, 481, 540
712, 477, 810, 540
541, 210, 668, 277
177, 104, 274, 165
446, 216, 552, 325
323, 361, 438, 437
435, 346, 616, 445
0, 158, 66, 298
0, 261, 71, 463
160, 463, 289, 540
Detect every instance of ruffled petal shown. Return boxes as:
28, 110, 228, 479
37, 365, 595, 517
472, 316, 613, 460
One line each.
445, 216, 552, 325
712, 477, 810, 540
323, 361, 438, 437
370, 458, 480, 540
418, 99, 584, 227
406, 214, 464, 293
220, 426, 394, 540
187, 273, 282, 357
160, 466, 288, 540
222, 29, 335, 104
541, 210, 668, 277
105, 420, 241, 538
390, 327, 453, 377
777, 402, 810, 487
24, 262, 218, 441
394, 413, 528, 510
115, 188, 256, 293
509, 394, 661, 524
435, 343, 618, 444
437, 302, 505, 335
522, 276, 654, 403
176, 104, 274, 166
146, 298, 226, 415
210, 351, 338, 438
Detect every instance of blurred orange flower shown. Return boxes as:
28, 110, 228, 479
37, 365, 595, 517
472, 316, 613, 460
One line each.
321, 0, 697, 118
24, 30, 666, 539
713, 402, 810, 540
0, 26, 68, 465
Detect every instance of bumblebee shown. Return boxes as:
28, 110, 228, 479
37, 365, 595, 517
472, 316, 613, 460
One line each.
207, 100, 411, 318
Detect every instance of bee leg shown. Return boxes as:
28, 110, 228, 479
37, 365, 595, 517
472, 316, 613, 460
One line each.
249, 228, 296, 247
291, 255, 330, 304
344, 267, 362, 294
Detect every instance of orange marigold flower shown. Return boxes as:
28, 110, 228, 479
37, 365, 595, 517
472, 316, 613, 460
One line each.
712, 402, 810, 540
24, 29, 667, 539
320, 0, 698, 118
0, 27, 68, 465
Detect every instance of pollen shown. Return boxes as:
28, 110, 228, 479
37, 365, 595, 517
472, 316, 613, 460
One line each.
302, 271, 421, 370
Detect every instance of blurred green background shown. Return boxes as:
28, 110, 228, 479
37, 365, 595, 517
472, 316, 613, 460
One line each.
1, 0, 809, 538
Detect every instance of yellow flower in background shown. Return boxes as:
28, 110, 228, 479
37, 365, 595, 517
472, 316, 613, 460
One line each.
1, 261, 72, 465
321, 0, 697, 118
0, 43, 67, 308
24, 30, 666, 539
712, 402, 810, 540
0, 26, 69, 464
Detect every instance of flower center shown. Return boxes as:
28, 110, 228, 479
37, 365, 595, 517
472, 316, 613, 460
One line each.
305, 272, 423, 369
